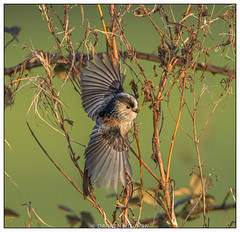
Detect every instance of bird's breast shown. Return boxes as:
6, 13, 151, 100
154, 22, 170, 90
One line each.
98, 115, 134, 138
119, 120, 133, 137
102, 117, 119, 127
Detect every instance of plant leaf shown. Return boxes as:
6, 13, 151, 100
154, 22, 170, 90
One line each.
4, 208, 19, 218
175, 187, 191, 196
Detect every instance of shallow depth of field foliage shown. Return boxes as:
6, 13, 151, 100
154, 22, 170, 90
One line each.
4, 4, 235, 228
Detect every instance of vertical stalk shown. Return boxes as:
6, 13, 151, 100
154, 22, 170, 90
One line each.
193, 78, 207, 227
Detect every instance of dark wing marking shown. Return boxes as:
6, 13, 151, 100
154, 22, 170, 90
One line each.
80, 53, 124, 120
83, 123, 132, 192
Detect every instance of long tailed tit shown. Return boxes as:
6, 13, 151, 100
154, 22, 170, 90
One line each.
80, 53, 138, 197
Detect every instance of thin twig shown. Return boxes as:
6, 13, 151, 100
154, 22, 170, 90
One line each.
31, 208, 54, 228
26, 121, 113, 227
193, 78, 207, 227
133, 123, 144, 225
98, 4, 111, 49
181, 194, 203, 227
166, 73, 186, 181
128, 145, 160, 183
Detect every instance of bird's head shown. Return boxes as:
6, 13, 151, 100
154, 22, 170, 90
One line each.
114, 93, 138, 122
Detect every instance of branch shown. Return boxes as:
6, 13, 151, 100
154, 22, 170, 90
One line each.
141, 202, 236, 227
4, 51, 235, 79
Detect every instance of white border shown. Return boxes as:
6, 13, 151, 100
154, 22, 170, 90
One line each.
1, 1, 238, 231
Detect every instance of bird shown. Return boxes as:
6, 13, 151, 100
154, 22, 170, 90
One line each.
79, 53, 138, 198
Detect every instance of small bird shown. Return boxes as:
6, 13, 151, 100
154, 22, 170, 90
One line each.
80, 53, 138, 197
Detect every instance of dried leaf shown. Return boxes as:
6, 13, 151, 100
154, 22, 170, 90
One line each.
80, 211, 94, 224
205, 194, 216, 206
132, 182, 163, 206
143, 189, 159, 205
189, 174, 212, 195
129, 79, 139, 99
54, 63, 71, 80
65, 119, 74, 126
4, 85, 14, 108
66, 215, 80, 227
129, 196, 140, 209
4, 26, 21, 41
180, 200, 201, 221
4, 208, 19, 218
132, 182, 141, 198
174, 187, 191, 196
58, 205, 75, 213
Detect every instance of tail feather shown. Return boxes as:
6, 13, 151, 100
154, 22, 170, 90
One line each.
82, 124, 132, 197
111, 151, 120, 191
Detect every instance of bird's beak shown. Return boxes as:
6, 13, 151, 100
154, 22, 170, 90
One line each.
134, 109, 139, 113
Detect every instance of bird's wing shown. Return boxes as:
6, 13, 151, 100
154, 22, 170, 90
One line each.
80, 53, 124, 120
83, 123, 132, 193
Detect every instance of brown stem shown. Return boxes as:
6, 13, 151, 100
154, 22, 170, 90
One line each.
181, 194, 203, 227
133, 123, 144, 225
166, 74, 186, 181
128, 145, 160, 183
193, 78, 207, 227
110, 4, 118, 60
153, 60, 178, 227
121, 173, 131, 228
153, 106, 177, 228
4, 51, 235, 78
97, 5, 111, 49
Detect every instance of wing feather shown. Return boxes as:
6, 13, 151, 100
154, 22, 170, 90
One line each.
96, 147, 113, 188
104, 148, 115, 190
102, 53, 120, 82
80, 53, 123, 120
119, 151, 127, 187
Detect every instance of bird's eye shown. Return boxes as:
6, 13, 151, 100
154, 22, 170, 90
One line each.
126, 105, 130, 109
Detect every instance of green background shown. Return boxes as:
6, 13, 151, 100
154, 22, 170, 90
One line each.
4, 4, 235, 228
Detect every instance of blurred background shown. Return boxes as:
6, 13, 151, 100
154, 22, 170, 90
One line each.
4, 4, 235, 228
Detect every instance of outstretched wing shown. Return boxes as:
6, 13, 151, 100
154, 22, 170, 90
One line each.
83, 123, 132, 194
80, 53, 124, 120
